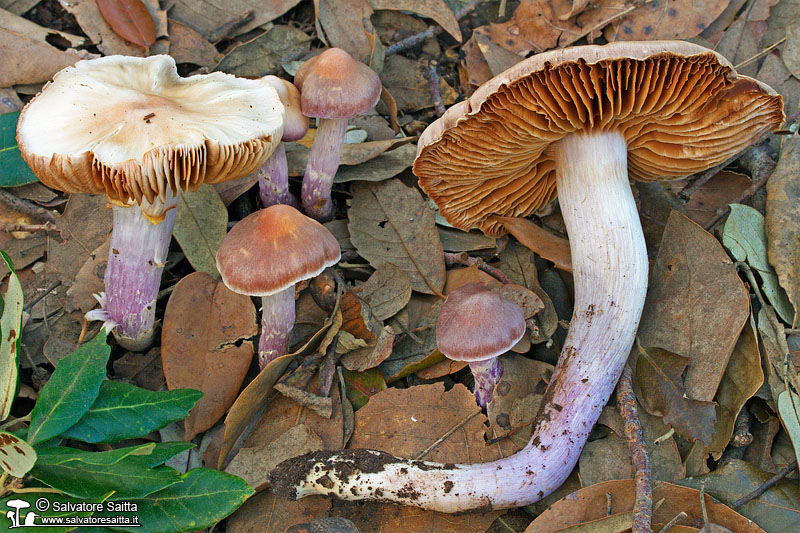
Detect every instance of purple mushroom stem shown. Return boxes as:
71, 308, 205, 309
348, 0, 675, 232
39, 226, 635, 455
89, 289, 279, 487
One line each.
258, 143, 299, 208
301, 118, 348, 221
258, 285, 296, 368
469, 358, 503, 408
102, 203, 178, 350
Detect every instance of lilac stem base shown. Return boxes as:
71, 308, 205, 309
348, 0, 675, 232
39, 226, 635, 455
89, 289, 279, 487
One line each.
301, 118, 348, 221
105, 203, 177, 351
258, 143, 299, 208
469, 358, 503, 408
259, 286, 296, 369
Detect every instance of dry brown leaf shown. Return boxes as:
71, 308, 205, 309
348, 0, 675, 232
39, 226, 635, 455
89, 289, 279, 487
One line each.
437, 226, 496, 252
65, 236, 110, 315
96, 0, 156, 49
227, 489, 331, 533
414, 357, 467, 379
169, 0, 301, 40
635, 345, 718, 445
783, 17, 800, 79
487, 353, 552, 443
713, 15, 764, 78
473, 0, 580, 54
213, 173, 258, 206
353, 262, 412, 320
162, 272, 257, 441
758, 53, 800, 121
316, 0, 374, 62
499, 216, 572, 272
766, 135, 800, 327
473, 31, 525, 76
0, 28, 96, 86
525, 479, 764, 532
0, 9, 86, 48
462, 34, 494, 87
167, 19, 221, 69
61, 0, 158, 56
443, 264, 500, 294
371, 0, 460, 41
379, 55, 457, 112
286, 137, 414, 176
113, 347, 165, 390
638, 210, 750, 401
676, 171, 752, 228
758, 305, 791, 404
214, 24, 313, 77
348, 179, 445, 295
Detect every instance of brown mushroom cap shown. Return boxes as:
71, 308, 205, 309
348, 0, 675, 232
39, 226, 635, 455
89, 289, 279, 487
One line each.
414, 41, 784, 236
216, 204, 341, 296
436, 283, 526, 362
17, 55, 284, 218
294, 48, 381, 119
262, 75, 309, 142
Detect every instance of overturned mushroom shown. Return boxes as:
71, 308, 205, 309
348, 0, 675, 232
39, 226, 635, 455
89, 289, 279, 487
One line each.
17, 55, 284, 350
269, 41, 783, 512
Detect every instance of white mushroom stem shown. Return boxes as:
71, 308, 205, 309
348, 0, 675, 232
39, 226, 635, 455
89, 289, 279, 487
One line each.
258, 285, 296, 369
269, 131, 649, 512
101, 202, 178, 351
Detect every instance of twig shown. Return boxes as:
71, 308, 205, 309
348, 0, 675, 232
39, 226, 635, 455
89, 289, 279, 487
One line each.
208, 10, 254, 43
617, 363, 652, 533
428, 61, 446, 116
0, 222, 60, 235
653, 427, 675, 446
735, 37, 786, 70
731, 460, 797, 508
731, 406, 753, 447
23, 281, 61, 315
385, 0, 483, 57
0, 189, 56, 224
444, 251, 512, 284
657, 511, 687, 532
0, 413, 30, 432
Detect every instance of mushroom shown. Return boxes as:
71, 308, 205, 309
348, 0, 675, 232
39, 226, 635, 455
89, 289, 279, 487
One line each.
257, 76, 309, 208
16, 55, 284, 350
269, 41, 783, 512
437, 282, 525, 407
215, 204, 340, 368
294, 48, 381, 221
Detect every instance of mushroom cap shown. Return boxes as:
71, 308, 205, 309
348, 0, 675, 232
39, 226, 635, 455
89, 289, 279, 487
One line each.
294, 48, 381, 119
436, 282, 526, 362
216, 204, 341, 296
17, 55, 284, 219
262, 75, 309, 142
414, 41, 784, 236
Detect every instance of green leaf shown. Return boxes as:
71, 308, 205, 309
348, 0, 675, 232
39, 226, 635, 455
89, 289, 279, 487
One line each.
722, 203, 794, 322
0, 112, 39, 187
60, 381, 203, 443
31, 443, 183, 500
778, 390, 800, 466
27, 332, 110, 445
99, 468, 254, 532
0, 251, 22, 419
173, 184, 227, 277
0, 430, 36, 477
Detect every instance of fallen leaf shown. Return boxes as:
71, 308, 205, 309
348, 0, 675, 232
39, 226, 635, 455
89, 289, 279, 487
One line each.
0, 28, 96, 86
333, 144, 416, 183
215, 25, 313, 77
315, 0, 374, 62
113, 347, 165, 390
638, 210, 750, 401
527, 479, 764, 532
348, 179, 445, 295
162, 272, 256, 440
474, 0, 579, 54
167, 19, 221, 69
677, 459, 800, 532
65, 236, 109, 315
782, 17, 800, 79
380, 297, 442, 381
766, 134, 800, 327
173, 185, 227, 278
213, 173, 258, 206
722, 203, 793, 323
712, 15, 763, 78
437, 226, 496, 252
0, 252, 22, 420
227, 490, 331, 533
499, 216, 572, 272
758, 305, 792, 404
96, 0, 156, 49
0, 235, 46, 279
353, 262, 412, 320
61, 0, 153, 56
286, 137, 414, 176
635, 345, 718, 446
371, 0, 460, 41
757, 53, 800, 124
462, 34, 494, 87
378, 55, 457, 112
0, 9, 85, 48
341, 367, 387, 410
169, 0, 301, 40
777, 390, 800, 466
473, 31, 525, 75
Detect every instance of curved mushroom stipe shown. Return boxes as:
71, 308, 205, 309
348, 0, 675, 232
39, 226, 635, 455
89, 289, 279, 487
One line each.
300, 118, 348, 221
269, 132, 649, 512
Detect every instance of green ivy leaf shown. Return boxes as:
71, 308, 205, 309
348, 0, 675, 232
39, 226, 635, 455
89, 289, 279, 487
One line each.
61, 381, 203, 444
0, 251, 22, 419
0, 112, 39, 187
27, 332, 110, 445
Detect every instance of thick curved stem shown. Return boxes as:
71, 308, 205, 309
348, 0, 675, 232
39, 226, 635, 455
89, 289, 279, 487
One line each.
301, 118, 348, 221
103, 202, 177, 351
269, 131, 648, 512
258, 143, 299, 208
258, 286, 296, 369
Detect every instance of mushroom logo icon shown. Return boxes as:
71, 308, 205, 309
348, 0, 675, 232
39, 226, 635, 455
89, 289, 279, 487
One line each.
5, 498, 36, 528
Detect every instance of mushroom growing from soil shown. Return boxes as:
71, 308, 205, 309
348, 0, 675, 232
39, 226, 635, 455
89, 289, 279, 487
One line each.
269, 41, 783, 512
16, 55, 284, 350
215, 204, 340, 368
294, 48, 381, 221
257, 76, 309, 208
437, 282, 525, 408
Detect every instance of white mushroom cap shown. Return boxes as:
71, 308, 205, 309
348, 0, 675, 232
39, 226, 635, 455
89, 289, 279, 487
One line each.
17, 55, 285, 219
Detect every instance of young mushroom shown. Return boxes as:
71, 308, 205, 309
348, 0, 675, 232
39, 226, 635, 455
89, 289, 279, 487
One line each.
17, 55, 284, 350
257, 76, 309, 208
437, 282, 525, 408
294, 48, 381, 221
269, 41, 783, 512
215, 204, 340, 368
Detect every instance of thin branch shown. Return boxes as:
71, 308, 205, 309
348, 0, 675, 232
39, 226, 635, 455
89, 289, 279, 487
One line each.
444, 252, 512, 284
385, 0, 483, 57
0, 189, 56, 224
735, 37, 786, 70
731, 460, 797, 508
428, 61, 446, 116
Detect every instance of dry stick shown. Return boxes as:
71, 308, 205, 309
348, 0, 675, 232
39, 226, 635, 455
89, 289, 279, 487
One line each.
428, 61, 446, 116
678, 140, 770, 200
0, 189, 56, 224
444, 251, 512, 284
657, 511, 688, 533
731, 460, 798, 508
617, 363, 652, 533
735, 37, 787, 70
385, 0, 484, 57
0, 222, 60, 234
208, 9, 254, 43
